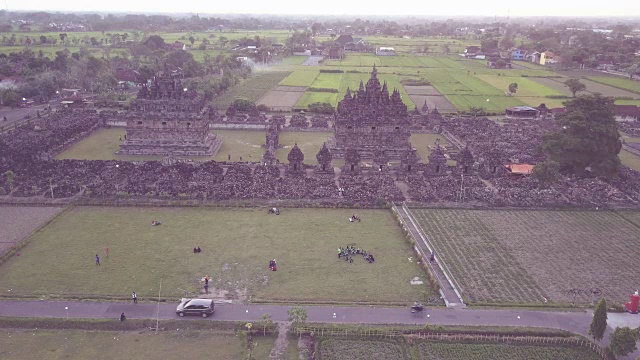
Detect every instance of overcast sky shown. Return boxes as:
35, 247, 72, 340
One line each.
8, 0, 639, 18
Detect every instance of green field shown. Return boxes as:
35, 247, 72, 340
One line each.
211, 71, 291, 108
295, 91, 338, 108
317, 338, 599, 360
587, 76, 640, 94
0, 207, 433, 304
0, 328, 274, 359
279, 70, 319, 87
409, 209, 640, 305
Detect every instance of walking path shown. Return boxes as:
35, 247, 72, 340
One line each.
393, 203, 464, 308
0, 300, 638, 359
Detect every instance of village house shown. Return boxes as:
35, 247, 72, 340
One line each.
464, 46, 481, 58
376, 47, 396, 56
486, 54, 512, 69
511, 48, 527, 60
614, 105, 639, 122
505, 106, 540, 120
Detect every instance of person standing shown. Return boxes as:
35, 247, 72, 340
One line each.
204, 282, 209, 294
95, 254, 100, 266
132, 292, 137, 304
105, 247, 109, 258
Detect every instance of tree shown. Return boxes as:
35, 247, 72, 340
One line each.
4, 170, 14, 191
622, 64, 639, 80
609, 327, 638, 357
440, 43, 450, 54
142, 35, 166, 50
188, 36, 195, 47
287, 306, 307, 324
589, 298, 607, 341
39, 35, 47, 44
508, 83, 518, 94
532, 160, 561, 188
541, 94, 622, 177
258, 313, 273, 336
499, 36, 515, 50
218, 36, 228, 49
2, 90, 20, 108
564, 78, 587, 97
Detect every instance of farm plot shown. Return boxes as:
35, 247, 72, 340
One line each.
620, 149, 640, 172
280, 55, 309, 65
279, 70, 319, 87
211, 71, 291, 108
319, 339, 405, 360
295, 91, 339, 108
419, 342, 600, 360
0, 206, 63, 257
446, 95, 526, 113
410, 209, 640, 304
0, 329, 275, 360
404, 85, 457, 113
588, 76, 640, 94
257, 86, 306, 111
409, 209, 545, 304
474, 75, 563, 97
528, 77, 574, 96
579, 79, 640, 98
310, 72, 343, 89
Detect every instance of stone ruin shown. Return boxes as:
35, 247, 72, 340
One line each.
315, 142, 334, 175
286, 143, 305, 176
117, 68, 220, 157
342, 148, 362, 176
329, 65, 418, 161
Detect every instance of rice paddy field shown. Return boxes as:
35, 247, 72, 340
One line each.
408, 208, 640, 305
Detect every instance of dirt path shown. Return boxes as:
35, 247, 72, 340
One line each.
269, 321, 292, 360
394, 180, 411, 201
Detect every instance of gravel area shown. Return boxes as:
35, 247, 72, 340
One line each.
0, 206, 62, 255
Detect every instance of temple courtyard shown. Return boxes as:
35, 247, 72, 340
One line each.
0, 206, 432, 305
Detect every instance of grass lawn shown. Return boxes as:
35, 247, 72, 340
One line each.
277, 131, 332, 165
475, 75, 563, 97
0, 329, 273, 359
0, 207, 433, 304
410, 133, 452, 163
56, 128, 168, 162
279, 70, 319, 87
213, 129, 265, 162
280, 56, 310, 65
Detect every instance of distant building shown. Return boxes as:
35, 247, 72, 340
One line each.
328, 46, 345, 59
505, 106, 540, 119
614, 105, 639, 122
540, 51, 560, 65
511, 48, 527, 60
528, 51, 542, 64
376, 47, 396, 56
464, 46, 481, 57
486, 54, 512, 69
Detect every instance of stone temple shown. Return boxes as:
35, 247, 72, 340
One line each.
117, 68, 220, 156
328, 65, 417, 160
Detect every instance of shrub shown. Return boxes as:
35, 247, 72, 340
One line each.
307, 88, 339, 93
319, 69, 344, 73
308, 102, 335, 114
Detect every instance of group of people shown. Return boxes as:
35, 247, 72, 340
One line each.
268, 259, 277, 271
193, 246, 202, 253
151, 220, 162, 226
267, 207, 280, 215
338, 246, 375, 263
348, 214, 361, 222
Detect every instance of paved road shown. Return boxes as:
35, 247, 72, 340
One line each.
0, 103, 50, 126
0, 300, 638, 358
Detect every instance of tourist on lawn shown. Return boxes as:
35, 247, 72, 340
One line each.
105, 247, 109, 258
95, 254, 100, 266
204, 282, 209, 294
132, 292, 137, 304
120, 312, 126, 321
